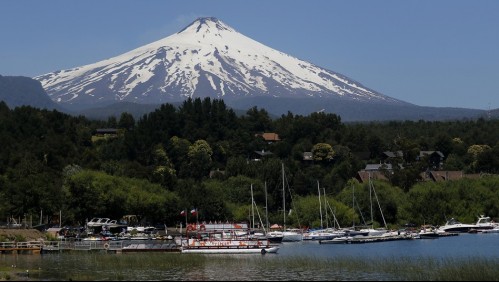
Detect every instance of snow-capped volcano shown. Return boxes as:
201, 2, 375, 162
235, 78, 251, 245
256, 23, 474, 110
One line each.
35, 17, 407, 109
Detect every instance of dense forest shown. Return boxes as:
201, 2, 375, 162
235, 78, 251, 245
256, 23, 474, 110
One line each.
0, 98, 498, 229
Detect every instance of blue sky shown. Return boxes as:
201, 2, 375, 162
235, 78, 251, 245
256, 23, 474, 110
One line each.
1, 0, 498, 110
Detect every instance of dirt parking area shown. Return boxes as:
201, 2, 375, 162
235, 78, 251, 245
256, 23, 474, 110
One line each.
0, 229, 46, 241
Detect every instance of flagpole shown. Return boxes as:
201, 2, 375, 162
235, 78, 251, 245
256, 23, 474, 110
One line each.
196, 208, 199, 226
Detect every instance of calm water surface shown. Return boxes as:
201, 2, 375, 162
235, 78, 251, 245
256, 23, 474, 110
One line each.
2, 233, 498, 281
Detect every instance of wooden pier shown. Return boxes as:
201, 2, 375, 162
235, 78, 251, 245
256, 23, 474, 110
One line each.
0, 241, 43, 254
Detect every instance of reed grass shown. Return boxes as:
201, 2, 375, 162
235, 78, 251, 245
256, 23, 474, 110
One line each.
52, 252, 209, 281
252, 255, 499, 281
10, 252, 499, 281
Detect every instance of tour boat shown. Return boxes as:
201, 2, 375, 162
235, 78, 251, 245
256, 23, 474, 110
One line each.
179, 237, 279, 254
178, 226, 279, 254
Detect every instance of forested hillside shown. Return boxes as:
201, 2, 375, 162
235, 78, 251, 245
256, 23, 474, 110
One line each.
0, 98, 498, 228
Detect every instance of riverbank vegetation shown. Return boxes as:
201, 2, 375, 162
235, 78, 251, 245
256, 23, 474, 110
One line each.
0, 98, 498, 228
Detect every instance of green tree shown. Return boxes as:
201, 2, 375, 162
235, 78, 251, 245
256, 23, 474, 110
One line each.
312, 143, 334, 162
187, 140, 213, 180
151, 144, 176, 188
118, 112, 135, 130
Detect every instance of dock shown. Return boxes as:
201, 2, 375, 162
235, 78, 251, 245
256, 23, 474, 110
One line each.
1, 240, 181, 254
348, 234, 415, 244
42, 240, 180, 253
0, 241, 43, 254
320, 234, 415, 244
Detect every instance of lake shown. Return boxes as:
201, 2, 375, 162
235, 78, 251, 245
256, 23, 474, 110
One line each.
2, 233, 498, 281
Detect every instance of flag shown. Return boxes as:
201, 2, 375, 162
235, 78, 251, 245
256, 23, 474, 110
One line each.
190, 208, 197, 215
180, 210, 185, 216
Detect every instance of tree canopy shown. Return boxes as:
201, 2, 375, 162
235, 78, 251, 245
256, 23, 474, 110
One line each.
1, 98, 499, 228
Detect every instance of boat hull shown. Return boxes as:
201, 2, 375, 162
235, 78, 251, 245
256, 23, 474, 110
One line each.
419, 233, 440, 239
440, 226, 476, 233
181, 246, 279, 254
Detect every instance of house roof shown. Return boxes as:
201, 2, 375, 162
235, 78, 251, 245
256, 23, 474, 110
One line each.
430, 171, 462, 181
429, 170, 480, 181
357, 171, 388, 183
258, 132, 281, 141
420, 170, 482, 182
364, 163, 393, 171
419, 151, 445, 158
383, 151, 403, 158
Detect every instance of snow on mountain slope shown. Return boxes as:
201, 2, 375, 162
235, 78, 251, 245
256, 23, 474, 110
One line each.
35, 17, 408, 108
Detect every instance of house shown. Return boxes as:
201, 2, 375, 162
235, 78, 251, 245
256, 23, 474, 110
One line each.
357, 170, 389, 183
92, 128, 119, 142
420, 170, 482, 182
380, 151, 403, 163
364, 163, 394, 171
95, 128, 119, 136
418, 151, 445, 169
255, 132, 281, 143
46, 227, 63, 238
356, 163, 398, 183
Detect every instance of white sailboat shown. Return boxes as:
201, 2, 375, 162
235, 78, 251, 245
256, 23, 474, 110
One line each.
262, 182, 284, 243
359, 173, 388, 236
249, 183, 283, 243
304, 182, 345, 240
269, 163, 303, 242
340, 183, 369, 237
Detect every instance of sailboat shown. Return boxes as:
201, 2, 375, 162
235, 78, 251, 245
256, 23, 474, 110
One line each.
339, 183, 369, 237
268, 163, 303, 242
359, 173, 388, 237
250, 183, 283, 243
303, 181, 345, 240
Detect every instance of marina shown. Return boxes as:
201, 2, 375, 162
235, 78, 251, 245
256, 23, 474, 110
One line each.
1, 233, 498, 281
0, 224, 482, 255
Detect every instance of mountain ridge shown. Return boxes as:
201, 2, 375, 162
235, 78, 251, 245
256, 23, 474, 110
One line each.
0, 75, 65, 111
0, 75, 493, 121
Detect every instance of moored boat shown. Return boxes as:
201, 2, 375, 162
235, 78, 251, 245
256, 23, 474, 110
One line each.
319, 236, 354, 244
303, 228, 345, 241
178, 230, 279, 254
480, 227, 499, 233
418, 225, 444, 239
438, 218, 478, 233
473, 215, 498, 231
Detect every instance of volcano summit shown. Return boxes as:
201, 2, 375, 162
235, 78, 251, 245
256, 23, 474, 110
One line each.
35, 17, 408, 112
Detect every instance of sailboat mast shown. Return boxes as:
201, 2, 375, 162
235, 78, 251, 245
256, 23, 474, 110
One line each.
372, 180, 388, 229
265, 181, 269, 234
318, 181, 323, 229
250, 184, 255, 229
352, 183, 355, 228
369, 172, 373, 229
282, 163, 286, 230
323, 188, 328, 229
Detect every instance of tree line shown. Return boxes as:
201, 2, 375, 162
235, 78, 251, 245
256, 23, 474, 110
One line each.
0, 98, 498, 228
